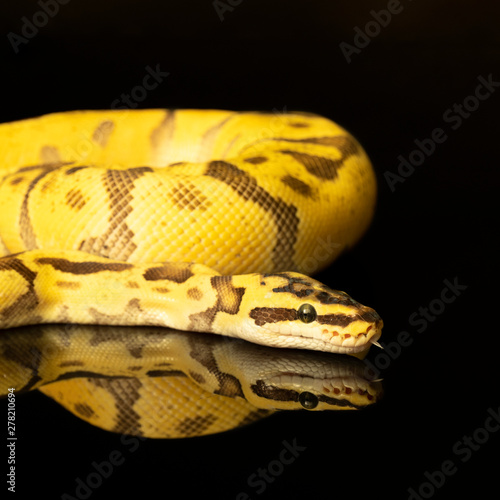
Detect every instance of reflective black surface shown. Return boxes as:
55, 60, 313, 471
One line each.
3, 1, 498, 498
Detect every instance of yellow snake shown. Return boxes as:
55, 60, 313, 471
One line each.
0, 109, 383, 437
0, 324, 382, 438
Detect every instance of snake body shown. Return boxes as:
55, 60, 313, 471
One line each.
0, 324, 382, 438
0, 109, 382, 436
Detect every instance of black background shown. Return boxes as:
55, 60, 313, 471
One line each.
2, 1, 499, 499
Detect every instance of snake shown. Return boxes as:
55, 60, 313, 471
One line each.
0, 324, 382, 438
0, 109, 383, 437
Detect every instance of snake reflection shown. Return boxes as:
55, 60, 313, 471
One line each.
0, 325, 382, 438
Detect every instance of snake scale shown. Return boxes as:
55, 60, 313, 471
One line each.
0, 109, 383, 437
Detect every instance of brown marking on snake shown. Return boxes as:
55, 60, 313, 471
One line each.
274, 135, 359, 153
55, 281, 82, 289
18, 373, 43, 393
55, 304, 71, 323
281, 175, 314, 198
52, 371, 118, 383
263, 274, 365, 312
36, 257, 132, 274
238, 409, 272, 427
249, 307, 298, 326
56, 327, 72, 347
187, 287, 203, 300
128, 365, 143, 371
88, 299, 143, 329
146, 369, 184, 377
126, 281, 140, 288
87, 325, 167, 359
221, 133, 242, 158
153, 287, 170, 293
187, 276, 245, 331
0, 257, 40, 323
211, 276, 245, 315
244, 133, 359, 149
0, 256, 37, 284
13, 165, 44, 173
314, 290, 360, 307
278, 135, 360, 180
265, 273, 316, 298
143, 262, 193, 283
58, 360, 85, 367
150, 110, 176, 159
251, 379, 299, 402
19, 164, 63, 250
206, 161, 299, 270
176, 414, 218, 437
1, 341, 40, 370
187, 306, 217, 332
92, 378, 144, 436
74, 403, 95, 418
9, 176, 25, 185
65, 188, 86, 210
199, 112, 238, 161
216, 375, 247, 398
317, 309, 381, 327
65, 166, 88, 175
78, 167, 153, 261
312, 135, 360, 157
1, 342, 43, 393
288, 121, 310, 128
171, 181, 211, 211
92, 120, 115, 147
40, 145, 61, 164
189, 370, 206, 384
280, 150, 343, 180
244, 156, 268, 164
187, 335, 245, 398
236, 134, 359, 179
315, 393, 364, 409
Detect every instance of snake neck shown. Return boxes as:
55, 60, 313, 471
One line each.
0, 250, 381, 354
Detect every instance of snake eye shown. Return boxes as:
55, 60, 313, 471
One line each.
298, 303, 316, 323
299, 391, 319, 410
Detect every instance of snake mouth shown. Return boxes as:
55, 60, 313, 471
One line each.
255, 328, 382, 354
255, 317, 383, 354
266, 372, 380, 401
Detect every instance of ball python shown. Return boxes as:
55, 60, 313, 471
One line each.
0, 109, 382, 353
0, 109, 383, 437
0, 324, 382, 438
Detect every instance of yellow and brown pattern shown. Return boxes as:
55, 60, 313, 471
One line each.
0, 325, 383, 438
0, 109, 382, 437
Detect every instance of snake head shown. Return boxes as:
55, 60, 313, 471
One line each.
238, 272, 383, 354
